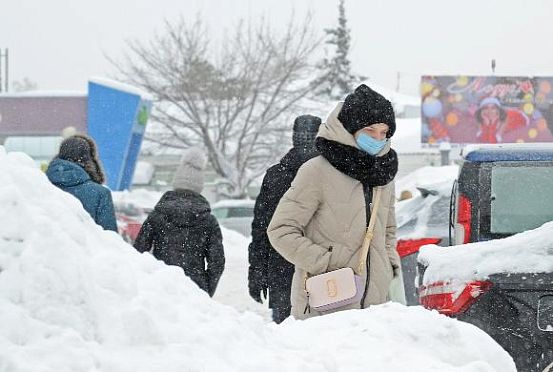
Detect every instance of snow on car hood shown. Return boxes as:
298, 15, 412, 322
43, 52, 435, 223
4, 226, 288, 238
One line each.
395, 165, 458, 237
0, 147, 515, 372
395, 165, 458, 200
418, 221, 553, 285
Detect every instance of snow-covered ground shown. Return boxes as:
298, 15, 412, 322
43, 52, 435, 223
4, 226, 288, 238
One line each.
419, 221, 553, 285
0, 147, 516, 371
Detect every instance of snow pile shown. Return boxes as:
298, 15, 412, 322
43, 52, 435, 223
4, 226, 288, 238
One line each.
112, 188, 267, 317
419, 221, 553, 285
213, 227, 270, 318
0, 147, 516, 372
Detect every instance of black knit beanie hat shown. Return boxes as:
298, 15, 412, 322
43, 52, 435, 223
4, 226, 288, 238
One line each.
292, 114, 322, 149
337, 84, 396, 138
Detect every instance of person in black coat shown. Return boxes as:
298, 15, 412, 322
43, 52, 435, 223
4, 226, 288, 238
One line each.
133, 147, 225, 297
248, 114, 322, 323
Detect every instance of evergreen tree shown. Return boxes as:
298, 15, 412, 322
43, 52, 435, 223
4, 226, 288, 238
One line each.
319, 0, 364, 99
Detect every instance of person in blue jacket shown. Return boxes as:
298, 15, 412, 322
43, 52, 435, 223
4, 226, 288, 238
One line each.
46, 134, 118, 231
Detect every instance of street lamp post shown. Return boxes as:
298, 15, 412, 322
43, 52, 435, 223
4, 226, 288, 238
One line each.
0, 48, 8, 93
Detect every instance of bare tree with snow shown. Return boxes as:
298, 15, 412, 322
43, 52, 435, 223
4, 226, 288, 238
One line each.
110, 15, 324, 198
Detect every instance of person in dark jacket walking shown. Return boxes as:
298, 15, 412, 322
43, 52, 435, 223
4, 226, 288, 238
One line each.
46, 134, 118, 232
133, 147, 225, 297
248, 114, 322, 323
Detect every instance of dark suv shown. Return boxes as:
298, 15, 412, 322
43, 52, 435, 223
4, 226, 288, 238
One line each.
451, 143, 553, 245
419, 143, 553, 372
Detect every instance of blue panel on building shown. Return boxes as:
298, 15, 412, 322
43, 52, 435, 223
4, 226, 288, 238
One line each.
87, 81, 151, 190
119, 103, 152, 190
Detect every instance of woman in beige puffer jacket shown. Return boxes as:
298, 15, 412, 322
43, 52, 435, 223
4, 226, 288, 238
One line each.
267, 84, 401, 319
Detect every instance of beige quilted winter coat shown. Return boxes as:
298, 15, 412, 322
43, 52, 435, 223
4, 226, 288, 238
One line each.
267, 102, 400, 319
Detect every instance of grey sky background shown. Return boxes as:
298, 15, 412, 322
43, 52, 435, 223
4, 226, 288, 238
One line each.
3, 0, 553, 96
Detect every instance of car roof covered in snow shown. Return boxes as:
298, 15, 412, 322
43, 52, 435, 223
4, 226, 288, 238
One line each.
462, 143, 553, 162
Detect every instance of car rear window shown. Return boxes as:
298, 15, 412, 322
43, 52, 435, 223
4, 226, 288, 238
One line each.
491, 166, 553, 234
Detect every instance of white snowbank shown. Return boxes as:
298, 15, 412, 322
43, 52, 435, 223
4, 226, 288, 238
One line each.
419, 221, 553, 285
213, 227, 270, 318
113, 190, 269, 318
0, 147, 515, 372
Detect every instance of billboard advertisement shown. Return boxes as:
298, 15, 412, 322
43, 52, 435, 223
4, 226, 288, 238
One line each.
421, 76, 553, 144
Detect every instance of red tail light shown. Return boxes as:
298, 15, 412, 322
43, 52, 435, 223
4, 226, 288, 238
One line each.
396, 238, 442, 258
455, 193, 472, 244
419, 280, 492, 315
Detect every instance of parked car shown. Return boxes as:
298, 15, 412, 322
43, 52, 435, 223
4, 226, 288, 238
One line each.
394, 165, 458, 305
451, 143, 553, 245
396, 184, 451, 305
211, 199, 255, 237
418, 246, 553, 372
115, 203, 151, 243
418, 143, 553, 372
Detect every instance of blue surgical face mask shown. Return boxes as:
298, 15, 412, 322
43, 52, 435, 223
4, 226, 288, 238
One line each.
356, 133, 387, 155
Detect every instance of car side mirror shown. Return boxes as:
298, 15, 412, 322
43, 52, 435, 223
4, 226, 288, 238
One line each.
537, 295, 553, 332
416, 187, 439, 198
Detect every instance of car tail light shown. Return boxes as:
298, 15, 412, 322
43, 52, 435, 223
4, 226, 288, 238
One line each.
396, 238, 442, 258
419, 280, 492, 315
455, 193, 472, 244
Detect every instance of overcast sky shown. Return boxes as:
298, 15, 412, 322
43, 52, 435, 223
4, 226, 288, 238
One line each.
3, 0, 553, 96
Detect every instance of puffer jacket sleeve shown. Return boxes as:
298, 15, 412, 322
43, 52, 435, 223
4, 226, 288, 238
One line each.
385, 183, 401, 276
267, 161, 332, 274
247, 171, 274, 286
205, 215, 225, 297
133, 213, 156, 253
96, 189, 118, 232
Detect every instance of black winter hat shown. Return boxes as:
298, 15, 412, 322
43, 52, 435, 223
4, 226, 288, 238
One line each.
292, 114, 322, 149
338, 84, 396, 137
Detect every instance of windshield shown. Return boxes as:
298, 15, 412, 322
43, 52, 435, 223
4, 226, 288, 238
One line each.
491, 166, 553, 234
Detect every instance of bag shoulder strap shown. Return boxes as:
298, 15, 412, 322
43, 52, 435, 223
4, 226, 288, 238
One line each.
357, 186, 382, 274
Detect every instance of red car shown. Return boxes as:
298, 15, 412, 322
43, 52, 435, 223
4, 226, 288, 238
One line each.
115, 204, 150, 243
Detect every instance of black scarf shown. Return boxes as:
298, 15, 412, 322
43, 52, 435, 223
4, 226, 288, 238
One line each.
315, 137, 398, 187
